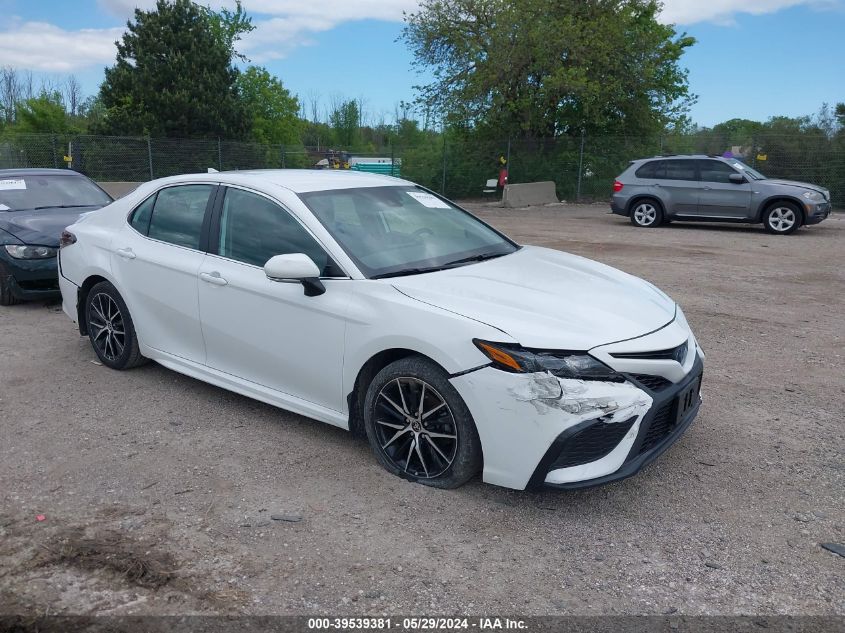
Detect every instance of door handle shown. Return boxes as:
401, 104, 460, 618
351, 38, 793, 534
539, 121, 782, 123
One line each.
115, 247, 136, 260
702, 186, 712, 191
200, 271, 228, 286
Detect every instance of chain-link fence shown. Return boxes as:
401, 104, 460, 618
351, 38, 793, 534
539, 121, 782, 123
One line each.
1, 132, 843, 207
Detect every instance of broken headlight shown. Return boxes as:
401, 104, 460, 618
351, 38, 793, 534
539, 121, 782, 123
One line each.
473, 339, 621, 381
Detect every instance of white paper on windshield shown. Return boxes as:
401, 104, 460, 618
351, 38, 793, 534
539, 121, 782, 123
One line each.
0, 204, 9, 210
406, 191, 451, 209
0, 179, 26, 190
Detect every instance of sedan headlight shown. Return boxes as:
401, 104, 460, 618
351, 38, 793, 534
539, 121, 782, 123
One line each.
4, 244, 58, 259
802, 190, 824, 202
474, 339, 621, 381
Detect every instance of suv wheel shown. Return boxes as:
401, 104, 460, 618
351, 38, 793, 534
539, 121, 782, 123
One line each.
763, 202, 801, 235
630, 200, 663, 228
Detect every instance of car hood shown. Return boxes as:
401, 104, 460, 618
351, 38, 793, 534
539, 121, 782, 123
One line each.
763, 179, 830, 199
391, 245, 676, 350
0, 205, 101, 246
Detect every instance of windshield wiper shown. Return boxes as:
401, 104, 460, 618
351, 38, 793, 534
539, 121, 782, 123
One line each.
441, 252, 506, 268
371, 252, 507, 279
371, 266, 449, 279
28, 204, 100, 211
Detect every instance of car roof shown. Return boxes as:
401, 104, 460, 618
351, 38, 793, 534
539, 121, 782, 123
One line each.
154, 169, 415, 194
0, 168, 86, 178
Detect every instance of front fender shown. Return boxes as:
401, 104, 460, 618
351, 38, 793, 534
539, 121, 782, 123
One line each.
754, 194, 806, 223
341, 282, 509, 413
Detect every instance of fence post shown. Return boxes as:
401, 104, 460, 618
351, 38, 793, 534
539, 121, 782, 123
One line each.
506, 136, 511, 184
217, 138, 223, 171
390, 143, 395, 177
51, 135, 58, 168
440, 131, 447, 195
146, 136, 154, 180
281, 146, 286, 169
576, 129, 585, 201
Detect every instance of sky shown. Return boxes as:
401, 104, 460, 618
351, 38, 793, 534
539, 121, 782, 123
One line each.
0, 0, 843, 127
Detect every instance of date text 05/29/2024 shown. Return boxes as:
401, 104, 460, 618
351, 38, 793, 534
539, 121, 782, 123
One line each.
307, 617, 528, 630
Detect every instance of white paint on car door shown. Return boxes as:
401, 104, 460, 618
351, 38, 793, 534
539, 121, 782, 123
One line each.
197, 186, 350, 412
111, 183, 215, 363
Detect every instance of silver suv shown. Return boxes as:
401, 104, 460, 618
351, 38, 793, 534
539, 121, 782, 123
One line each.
611, 155, 831, 235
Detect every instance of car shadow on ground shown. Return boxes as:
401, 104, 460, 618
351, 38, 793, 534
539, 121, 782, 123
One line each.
657, 221, 822, 236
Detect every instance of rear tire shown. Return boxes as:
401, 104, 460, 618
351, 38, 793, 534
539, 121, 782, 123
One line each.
85, 281, 148, 369
629, 200, 664, 228
363, 356, 482, 489
763, 202, 801, 235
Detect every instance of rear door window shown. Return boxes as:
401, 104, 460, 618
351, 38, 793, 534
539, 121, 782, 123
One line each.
147, 184, 214, 250
661, 160, 698, 181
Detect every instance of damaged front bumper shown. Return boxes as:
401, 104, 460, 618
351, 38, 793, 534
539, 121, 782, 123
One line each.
449, 353, 703, 491
531, 355, 703, 490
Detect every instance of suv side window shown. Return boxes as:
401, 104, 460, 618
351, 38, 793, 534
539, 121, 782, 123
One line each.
217, 187, 332, 274
699, 160, 740, 184
147, 184, 214, 249
661, 159, 698, 181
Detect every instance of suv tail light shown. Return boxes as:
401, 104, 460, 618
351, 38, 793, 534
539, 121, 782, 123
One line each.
60, 230, 77, 248
613, 181, 624, 193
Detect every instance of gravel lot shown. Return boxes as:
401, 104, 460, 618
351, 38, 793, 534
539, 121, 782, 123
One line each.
1, 204, 843, 617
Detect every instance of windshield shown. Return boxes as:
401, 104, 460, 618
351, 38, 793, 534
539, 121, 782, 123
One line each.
0, 174, 112, 211
727, 160, 766, 181
299, 186, 518, 278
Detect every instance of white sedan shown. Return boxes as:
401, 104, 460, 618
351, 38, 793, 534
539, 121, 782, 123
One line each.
58, 170, 703, 490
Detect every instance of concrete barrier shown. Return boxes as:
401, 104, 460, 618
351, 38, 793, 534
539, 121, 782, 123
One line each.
501, 181, 558, 208
98, 181, 143, 199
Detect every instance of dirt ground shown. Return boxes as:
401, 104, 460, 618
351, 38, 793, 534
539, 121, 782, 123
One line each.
1, 204, 843, 617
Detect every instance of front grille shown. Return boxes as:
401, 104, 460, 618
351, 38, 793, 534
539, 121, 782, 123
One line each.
550, 416, 637, 469
630, 374, 672, 391
637, 401, 674, 455
611, 342, 687, 364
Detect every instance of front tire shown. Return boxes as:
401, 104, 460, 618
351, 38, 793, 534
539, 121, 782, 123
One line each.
0, 275, 21, 306
363, 356, 482, 488
763, 202, 801, 235
85, 281, 147, 369
629, 200, 664, 228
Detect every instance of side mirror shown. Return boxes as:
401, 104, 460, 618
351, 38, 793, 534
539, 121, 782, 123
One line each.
729, 173, 745, 184
264, 253, 325, 297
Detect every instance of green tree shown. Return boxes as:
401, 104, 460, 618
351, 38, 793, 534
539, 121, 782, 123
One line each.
237, 66, 302, 145
15, 91, 78, 134
403, 0, 695, 139
96, 0, 253, 138
329, 99, 361, 147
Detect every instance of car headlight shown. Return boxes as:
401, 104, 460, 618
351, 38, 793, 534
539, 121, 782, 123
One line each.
802, 190, 824, 202
3, 244, 58, 259
473, 339, 621, 381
